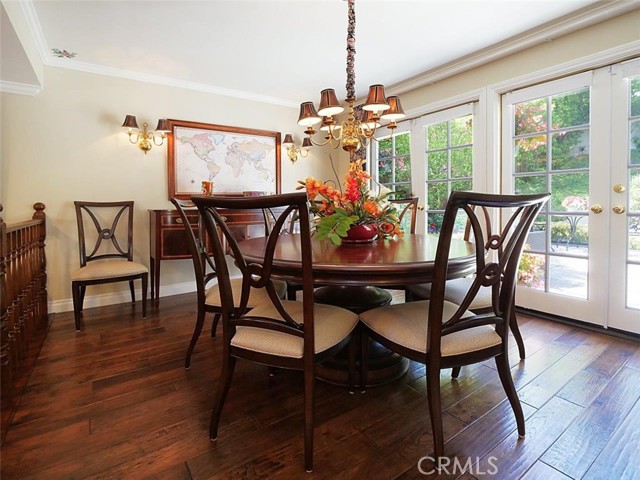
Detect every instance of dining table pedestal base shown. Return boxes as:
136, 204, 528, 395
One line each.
313, 285, 409, 388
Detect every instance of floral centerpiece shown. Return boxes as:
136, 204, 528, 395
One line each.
297, 159, 403, 245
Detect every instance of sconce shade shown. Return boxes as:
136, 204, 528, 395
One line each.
363, 84, 390, 113
297, 102, 322, 127
381, 96, 406, 122
155, 119, 170, 133
122, 115, 139, 129
317, 89, 344, 117
282, 134, 294, 146
301, 138, 313, 148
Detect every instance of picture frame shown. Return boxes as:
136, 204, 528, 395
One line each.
167, 119, 281, 200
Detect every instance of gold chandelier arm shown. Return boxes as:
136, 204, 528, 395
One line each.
152, 133, 166, 147
309, 136, 332, 147
127, 131, 140, 144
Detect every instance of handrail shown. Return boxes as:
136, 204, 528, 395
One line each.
0, 202, 49, 444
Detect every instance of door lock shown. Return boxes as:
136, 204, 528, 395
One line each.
613, 184, 626, 193
612, 204, 626, 214
590, 204, 603, 214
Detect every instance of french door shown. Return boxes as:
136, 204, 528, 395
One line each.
502, 60, 640, 333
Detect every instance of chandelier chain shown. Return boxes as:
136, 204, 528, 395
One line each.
346, 0, 356, 101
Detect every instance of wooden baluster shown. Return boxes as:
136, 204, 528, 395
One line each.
0, 205, 12, 439
1, 203, 48, 444
33, 203, 48, 334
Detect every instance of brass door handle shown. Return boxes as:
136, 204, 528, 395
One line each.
590, 204, 603, 214
612, 204, 626, 214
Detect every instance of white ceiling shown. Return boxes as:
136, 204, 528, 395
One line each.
3, 0, 637, 106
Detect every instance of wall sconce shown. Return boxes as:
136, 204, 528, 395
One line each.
282, 134, 312, 163
121, 115, 170, 154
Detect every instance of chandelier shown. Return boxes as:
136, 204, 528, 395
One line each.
294, 0, 405, 153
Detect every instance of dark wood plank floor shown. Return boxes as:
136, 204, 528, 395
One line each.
1, 292, 639, 479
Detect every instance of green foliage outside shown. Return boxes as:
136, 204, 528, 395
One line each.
425, 114, 473, 234
513, 88, 590, 211
378, 132, 411, 197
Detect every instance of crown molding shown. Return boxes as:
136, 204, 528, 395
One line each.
45, 56, 299, 108
490, 39, 640, 94
17, 0, 298, 108
0, 80, 41, 95
18, 0, 49, 61
388, 0, 640, 96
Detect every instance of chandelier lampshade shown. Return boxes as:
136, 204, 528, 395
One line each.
318, 89, 345, 117
363, 84, 390, 113
294, 0, 404, 153
297, 102, 322, 127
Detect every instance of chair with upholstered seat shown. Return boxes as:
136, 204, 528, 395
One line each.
192, 192, 359, 473
171, 198, 287, 368
71, 201, 148, 331
381, 197, 419, 301
359, 191, 549, 460
406, 205, 527, 361
389, 196, 419, 235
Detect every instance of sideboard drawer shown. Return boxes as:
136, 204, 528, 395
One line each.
161, 213, 199, 227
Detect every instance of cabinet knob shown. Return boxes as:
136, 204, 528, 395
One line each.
175, 218, 183, 224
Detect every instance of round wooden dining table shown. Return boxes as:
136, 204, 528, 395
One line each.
239, 233, 476, 386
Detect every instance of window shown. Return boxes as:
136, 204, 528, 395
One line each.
423, 112, 474, 234
373, 130, 412, 199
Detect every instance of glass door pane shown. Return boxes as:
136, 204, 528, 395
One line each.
512, 87, 591, 299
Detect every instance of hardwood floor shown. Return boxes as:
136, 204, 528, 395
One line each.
1, 292, 639, 479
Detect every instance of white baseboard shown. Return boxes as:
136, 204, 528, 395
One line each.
48, 281, 197, 314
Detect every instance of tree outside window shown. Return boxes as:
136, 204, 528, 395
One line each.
425, 114, 473, 234
375, 132, 412, 199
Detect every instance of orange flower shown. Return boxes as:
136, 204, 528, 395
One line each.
363, 200, 380, 216
379, 222, 394, 234
297, 160, 404, 243
304, 177, 323, 199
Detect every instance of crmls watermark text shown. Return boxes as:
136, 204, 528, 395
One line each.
417, 456, 499, 476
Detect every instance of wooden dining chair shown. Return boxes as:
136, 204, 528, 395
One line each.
389, 196, 419, 235
192, 192, 359, 472
170, 198, 287, 368
406, 205, 528, 361
71, 201, 148, 331
359, 191, 549, 460
380, 197, 420, 300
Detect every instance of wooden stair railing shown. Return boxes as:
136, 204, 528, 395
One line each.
0, 203, 49, 444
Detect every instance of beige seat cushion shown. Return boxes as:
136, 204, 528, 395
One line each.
71, 260, 148, 281
205, 278, 287, 309
407, 277, 492, 311
359, 300, 501, 356
230, 300, 359, 358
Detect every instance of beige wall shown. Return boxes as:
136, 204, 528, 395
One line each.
1, 66, 336, 311
400, 9, 640, 111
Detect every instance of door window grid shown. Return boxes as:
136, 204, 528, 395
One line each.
626, 76, 640, 309
375, 132, 412, 199
511, 86, 591, 298
425, 114, 473, 234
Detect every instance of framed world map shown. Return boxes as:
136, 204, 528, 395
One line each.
167, 119, 281, 199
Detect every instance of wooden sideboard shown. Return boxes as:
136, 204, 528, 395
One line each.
149, 208, 268, 299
